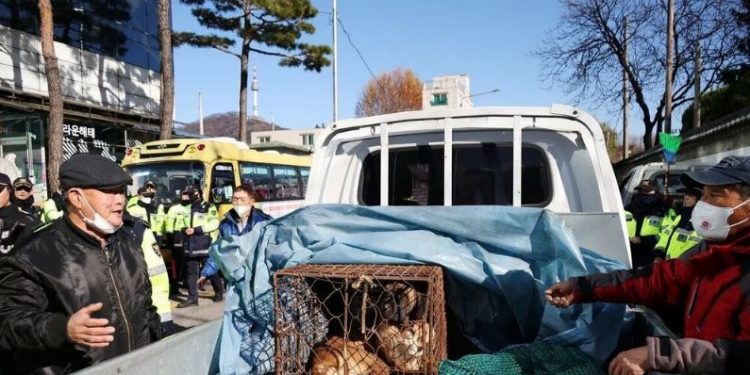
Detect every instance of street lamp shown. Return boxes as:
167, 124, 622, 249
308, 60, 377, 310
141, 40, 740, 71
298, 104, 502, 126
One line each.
460, 88, 500, 107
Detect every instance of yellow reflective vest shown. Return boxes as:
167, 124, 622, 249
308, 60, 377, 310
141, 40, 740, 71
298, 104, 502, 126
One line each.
166, 201, 219, 257
666, 228, 702, 260
625, 211, 637, 238
139, 227, 172, 323
42, 198, 63, 223
127, 201, 166, 236
639, 215, 663, 237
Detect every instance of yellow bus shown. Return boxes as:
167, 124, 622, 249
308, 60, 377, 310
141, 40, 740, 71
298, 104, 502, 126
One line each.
121, 137, 312, 218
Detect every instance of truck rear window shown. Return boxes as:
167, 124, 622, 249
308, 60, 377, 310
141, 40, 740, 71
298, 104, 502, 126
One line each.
360, 144, 551, 206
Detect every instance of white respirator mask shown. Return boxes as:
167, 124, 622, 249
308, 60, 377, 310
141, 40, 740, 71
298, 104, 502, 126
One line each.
233, 204, 252, 217
690, 198, 750, 241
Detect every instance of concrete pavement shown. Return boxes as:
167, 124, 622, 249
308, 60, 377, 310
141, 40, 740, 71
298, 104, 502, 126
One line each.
171, 287, 224, 328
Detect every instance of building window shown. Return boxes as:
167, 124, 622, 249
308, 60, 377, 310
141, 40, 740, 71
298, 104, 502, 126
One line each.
258, 136, 271, 143
430, 93, 448, 106
302, 134, 314, 146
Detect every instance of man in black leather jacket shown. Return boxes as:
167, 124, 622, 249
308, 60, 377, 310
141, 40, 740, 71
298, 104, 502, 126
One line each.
0, 154, 161, 374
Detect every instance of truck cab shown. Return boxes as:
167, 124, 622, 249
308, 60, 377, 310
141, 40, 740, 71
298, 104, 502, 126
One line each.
306, 105, 631, 265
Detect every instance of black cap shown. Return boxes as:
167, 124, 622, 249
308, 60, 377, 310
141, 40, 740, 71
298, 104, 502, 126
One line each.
13, 177, 33, 189
0, 172, 9, 188
144, 180, 156, 189
60, 154, 132, 191
677, 186, 702, 197
634, 181, 656, 193
681, 156, 750, 188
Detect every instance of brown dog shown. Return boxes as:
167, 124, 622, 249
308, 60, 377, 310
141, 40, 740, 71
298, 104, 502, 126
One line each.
376, 320, 434, 372
311, 336, 389, 375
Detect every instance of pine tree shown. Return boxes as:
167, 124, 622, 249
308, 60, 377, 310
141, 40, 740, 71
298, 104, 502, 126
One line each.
175, 0, 331, 143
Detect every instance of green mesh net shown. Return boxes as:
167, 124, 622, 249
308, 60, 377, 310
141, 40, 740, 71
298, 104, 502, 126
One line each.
438, 341, 605, 375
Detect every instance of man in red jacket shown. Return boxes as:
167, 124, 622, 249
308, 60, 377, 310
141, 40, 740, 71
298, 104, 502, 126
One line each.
546, 156, 750, 375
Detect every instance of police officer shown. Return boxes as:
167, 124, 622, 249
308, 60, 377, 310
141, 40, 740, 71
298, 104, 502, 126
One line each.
127, 181, 157, 211
653, 186, 702, 260
165, 189, 194, 296
11, 177, 42, 220
0, 154, 160, 374
0, 173, 35, 255
173, 186, 219, 308
127, 186, 166, 241
625, 181, 668, 267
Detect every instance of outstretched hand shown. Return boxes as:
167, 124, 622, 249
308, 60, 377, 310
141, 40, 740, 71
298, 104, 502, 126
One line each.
67, 302, 115, 348
608, 346, 649, 375
544, 280, 577, 308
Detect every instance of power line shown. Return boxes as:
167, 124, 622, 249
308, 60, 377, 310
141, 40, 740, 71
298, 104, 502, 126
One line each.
335, 17, 381, 86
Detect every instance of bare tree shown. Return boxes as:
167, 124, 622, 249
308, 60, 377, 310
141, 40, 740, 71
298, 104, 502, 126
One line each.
158, 0, 174, 140
38, 0, 63, 192
355, 69, 423, 117
537, 0, 743, 149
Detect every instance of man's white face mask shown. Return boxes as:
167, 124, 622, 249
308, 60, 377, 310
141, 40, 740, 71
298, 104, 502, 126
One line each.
233, 204, 251, 217
691, 198, 750, 241
76, 190, 120, 235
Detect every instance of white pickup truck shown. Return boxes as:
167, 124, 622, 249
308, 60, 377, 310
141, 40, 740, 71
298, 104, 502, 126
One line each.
306, 105, 631, 266
80, 106, 676, 374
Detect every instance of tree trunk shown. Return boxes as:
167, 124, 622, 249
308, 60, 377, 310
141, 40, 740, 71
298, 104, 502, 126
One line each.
158, 0, 174, 140
238, 3, 251, 144
38, 0, 63, 193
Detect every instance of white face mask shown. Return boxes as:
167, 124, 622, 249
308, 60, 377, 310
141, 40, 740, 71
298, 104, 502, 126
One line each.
690, 198, 750, 241
140, 197, 152, 205
76, 191, 120, 235
233, 204, 251, 218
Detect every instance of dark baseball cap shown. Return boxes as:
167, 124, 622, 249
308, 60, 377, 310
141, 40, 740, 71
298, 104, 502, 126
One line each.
60, 154, 132, 191
144, 180, 156, 189
13, 177, 33, 189
634, 181, 656, 193
0, 172, 10, 188
681, 156, 750, 188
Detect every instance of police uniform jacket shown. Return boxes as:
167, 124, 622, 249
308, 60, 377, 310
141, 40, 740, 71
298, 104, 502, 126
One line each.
0, 215, 161, 374
0, 203, 36, 255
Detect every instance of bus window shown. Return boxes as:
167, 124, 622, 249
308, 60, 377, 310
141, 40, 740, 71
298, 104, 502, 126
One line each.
240, 162, 274, 201
299, 167, 310, 197
272, 165, 302, 200
211, 163, 235, 204
125, 161, 205, 205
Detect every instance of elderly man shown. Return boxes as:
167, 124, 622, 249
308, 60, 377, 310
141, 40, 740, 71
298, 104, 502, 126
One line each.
0, 154, 160, 374
546, 156, 750, 375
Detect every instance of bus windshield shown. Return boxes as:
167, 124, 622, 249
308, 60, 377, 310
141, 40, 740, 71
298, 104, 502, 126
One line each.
125, 162, 205, 205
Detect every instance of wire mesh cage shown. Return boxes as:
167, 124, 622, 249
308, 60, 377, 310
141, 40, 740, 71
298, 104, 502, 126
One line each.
273, 264, 447, 375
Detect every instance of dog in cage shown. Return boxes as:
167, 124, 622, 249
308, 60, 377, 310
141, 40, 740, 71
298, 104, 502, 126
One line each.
310, 336, 389, 375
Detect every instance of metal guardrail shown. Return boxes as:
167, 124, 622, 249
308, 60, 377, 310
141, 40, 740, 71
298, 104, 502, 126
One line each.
74, 320, 221, 375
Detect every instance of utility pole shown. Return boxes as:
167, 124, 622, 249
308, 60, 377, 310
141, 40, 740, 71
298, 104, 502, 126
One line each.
622, 17, 629, 160
332, 0, 339, 124
252, 65, 259, 117
199, 91, 204, 136
664, 0, 675, 133
693, 41, 702, 129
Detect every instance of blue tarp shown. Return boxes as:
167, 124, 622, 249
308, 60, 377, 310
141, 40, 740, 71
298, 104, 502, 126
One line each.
208, 205, 628, 375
